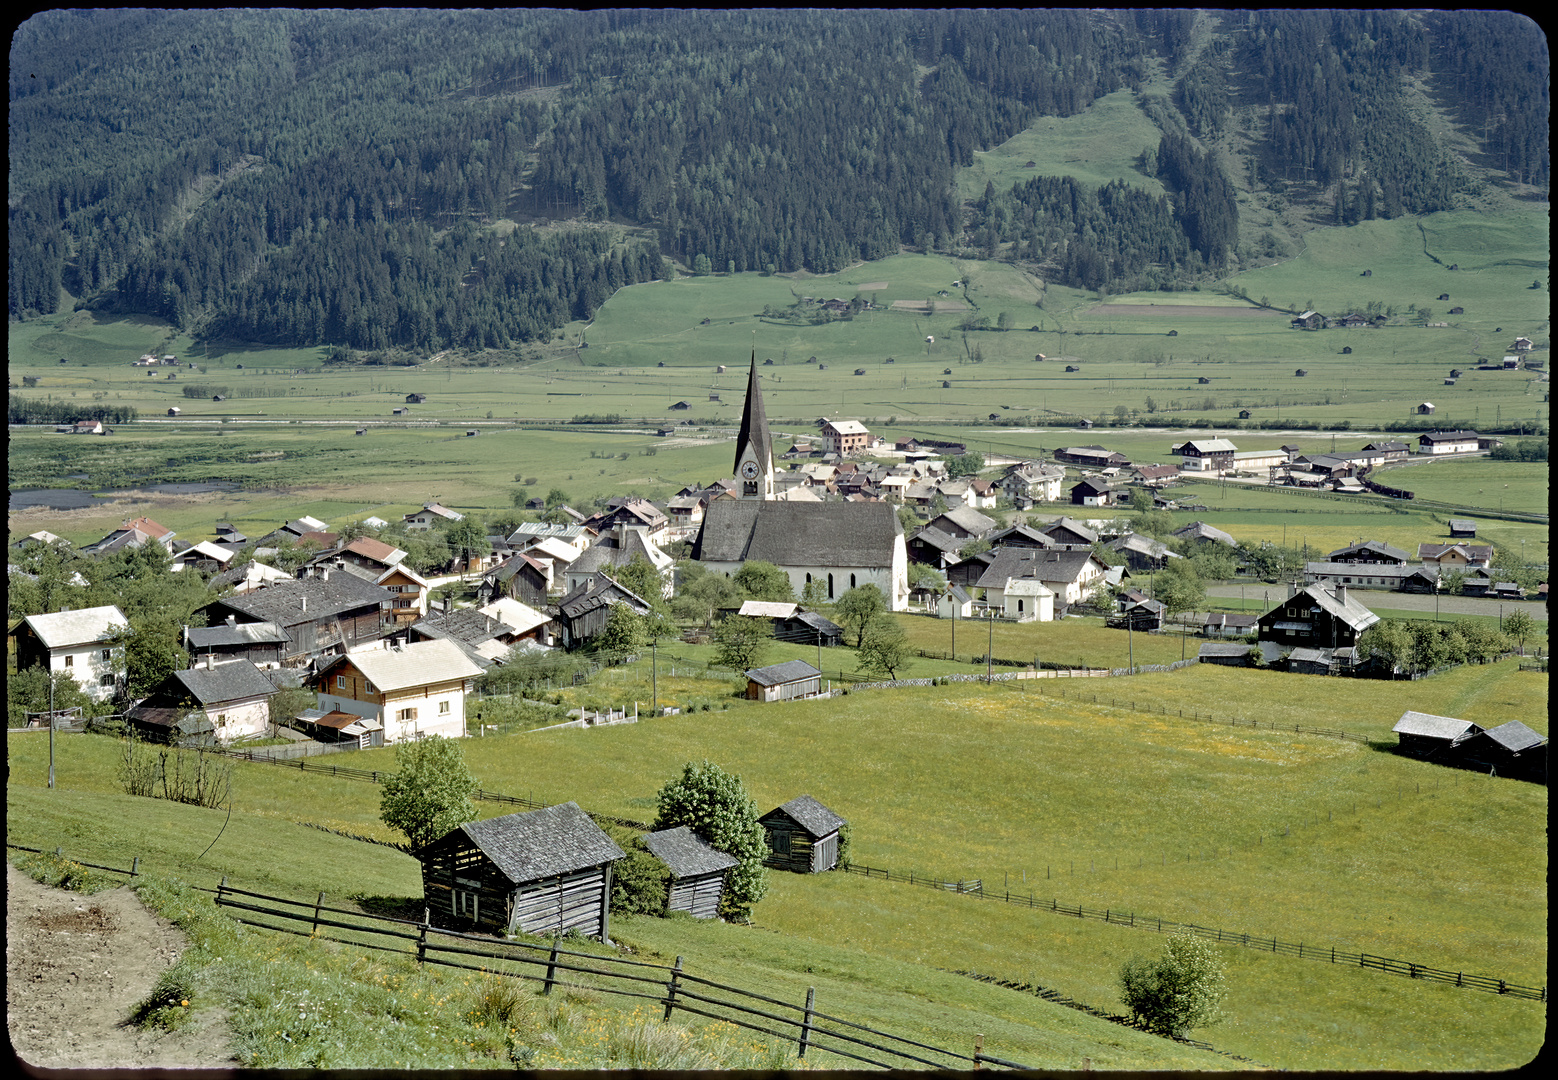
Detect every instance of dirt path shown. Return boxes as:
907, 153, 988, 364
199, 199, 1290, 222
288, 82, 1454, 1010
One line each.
6, 864, 237, 1070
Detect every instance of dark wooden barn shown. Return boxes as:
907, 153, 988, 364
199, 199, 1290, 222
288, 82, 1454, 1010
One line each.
418, 802, 625, 937
745, 659, 823, 702
555, 575, 653, 649
1197, 642, 1253, 667
1457, 720, 1547, 783
760, 795, 845, 874
1391, 710, 1479, 762
643, 826, 739, 919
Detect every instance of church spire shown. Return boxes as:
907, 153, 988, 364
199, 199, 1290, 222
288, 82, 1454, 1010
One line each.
733, 348, 774, 499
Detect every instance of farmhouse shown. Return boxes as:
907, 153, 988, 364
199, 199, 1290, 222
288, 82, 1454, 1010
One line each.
1417, 543, 1492, 568
184, 619, 290, 669
1000, 460, 1065, 502
10, 605, 128, 703
1447, 519, 1479, 539
314, 638, 482, 742
745, 659, 823, 702
127, 659, 280, 744
563, 523, 674, 597
906, 526, 967, 568
1258, 583, 1379, 651
171, 540, 237, 574
1106, 533, 1179, 571
1326, 540, 1411, 565
201, 574, 394, 667
760, 795, 845, 873
1131, 463, 1180, 487
1109, 597, 1165, 631
924, 504, 997, 540
478, 552, 551, 607
642, 827, 740, 918
975, 547, 1106, 610
1054, 445, 1129, 469
1170, 438, 1237, 474
1198, 642, 1254, 666
82, 516, 178, 556
1038, 517, 1098, 547
555, 575, 654, 649
210, 559, 292, 595
819, 419, 871, 456
477, 597, 557, 647
1201, 613, 1258, 638
1290, 310, 1327, 330
1171, 521, 1237, 547
1069, 477, 1116, 507
418, 803, 625, 937
1361, 440, 1411, 460
404, 503, 465, 530
1417, 430, 1480, 455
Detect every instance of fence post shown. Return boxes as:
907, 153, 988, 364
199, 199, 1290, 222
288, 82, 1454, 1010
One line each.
662, 955, 683, 1019
313, 891, 325, 936
797, 986, 815, 1059
416, 910, 428, 966
218, 875, 228, 904
545, 938, 561, 995
974, 1034, 985, 1069
130, 856, 140, 877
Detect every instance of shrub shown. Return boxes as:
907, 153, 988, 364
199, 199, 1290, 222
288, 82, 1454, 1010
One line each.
130, 959, 199, 1030
1117, 932, 1227, 1037
609, 837, 671, 916
653, 761, 768, 919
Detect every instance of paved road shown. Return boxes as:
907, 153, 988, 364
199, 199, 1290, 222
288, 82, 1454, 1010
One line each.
1205, 584, 1548, 621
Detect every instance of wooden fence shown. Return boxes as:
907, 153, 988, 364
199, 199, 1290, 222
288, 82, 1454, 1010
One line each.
6, 844, 141, 878
838, 863, 1544, 1002
208, 881, 1028, 1070
1029, 683, 1371, 743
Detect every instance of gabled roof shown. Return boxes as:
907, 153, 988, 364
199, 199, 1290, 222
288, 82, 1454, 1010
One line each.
1198, 642, 1253, 659
643, 826, 739, 878
1419, 430, 1480, 443
975, 547, 1103, 589
210, 559, 292, 590
1202, 612, 1258, 629
477, 598, 553, 636
1481, 720, 1546, 753
323, 638, 482, 691
932, 504, 997, 536
1325, 540, 1410, 563
1174, 439, 1238, 454
1107, 533, 1176, 559
985, 524, 1057, 548
411, 609, 509, 649
693, 500, 902, 568
20, 606, 127, 649
177, 540, 236, 564
745, 659, 822, 686
557, 574, 652, 620
763, 794, 846, 838
1272, 583, 1380, 633
1039, 517, 1098, 544
738, 601, 799, 619
453, 803, 625, 881
1172, 521, 1237, 547
734, 350, 773, 477
340, 536, 406, 566
185, 621, 291, 648
208, 574, 393, 627
169, 660, 280, 705
909, 526, 966, 554
1392, 710, 1479, 741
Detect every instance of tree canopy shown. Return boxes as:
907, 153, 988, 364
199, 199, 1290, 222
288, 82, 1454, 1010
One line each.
379, 736, 480, 850
653, 760, 768, 919
1118, 932, 1227, 1037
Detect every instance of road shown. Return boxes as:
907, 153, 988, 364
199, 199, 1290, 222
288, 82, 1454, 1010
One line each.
1205, 584, 1548, 622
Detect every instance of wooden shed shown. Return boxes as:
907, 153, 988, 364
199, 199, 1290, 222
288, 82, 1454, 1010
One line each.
417, 802, 625, 937
1458, 720, 1547, 783
642, 826, 739, 919
760, 795, 846, 874
1391, 711, 1480, 762
745, 659, 822, 702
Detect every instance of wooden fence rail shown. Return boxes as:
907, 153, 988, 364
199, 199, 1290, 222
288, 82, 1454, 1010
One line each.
208, 881, 1028, 1070
7, 844, 140, 878
838, 863, 1543, 1001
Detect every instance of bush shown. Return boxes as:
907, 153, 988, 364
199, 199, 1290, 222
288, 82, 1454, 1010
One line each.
379, 736, 479, 849
1117, 933, 1227, 1037
609, 837, 671, 916
653, 761, 768, 919
130, 959, 199, 1030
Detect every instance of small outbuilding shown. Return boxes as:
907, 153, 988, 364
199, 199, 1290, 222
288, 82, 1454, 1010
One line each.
1448, 519, 1477, 538
643, 826, 739, 919
1391, 711, 1479, 761
1458, 720, 1547, 782
417, 802, 625, 937
760, 795, 846, 874
1197, 642, 1253, 667
745, 659, 822, 702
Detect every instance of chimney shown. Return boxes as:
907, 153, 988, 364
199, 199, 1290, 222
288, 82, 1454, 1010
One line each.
1286, 581, 1296, 600
1335, 583, 1347, 606
226, 614, 237, 626
205, 653, 215, 670
301, 596, 307, 614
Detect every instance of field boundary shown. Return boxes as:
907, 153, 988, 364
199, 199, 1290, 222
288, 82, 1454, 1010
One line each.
205, 879, 1028, 1070
836, 863, 1544, 1001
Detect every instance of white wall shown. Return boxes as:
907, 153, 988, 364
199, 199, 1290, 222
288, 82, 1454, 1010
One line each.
50, 646, 119, 703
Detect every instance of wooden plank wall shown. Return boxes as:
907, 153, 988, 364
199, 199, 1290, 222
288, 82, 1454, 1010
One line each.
512, 867, 608, 936
420, 836, 515, 933
667, 871, 725, 919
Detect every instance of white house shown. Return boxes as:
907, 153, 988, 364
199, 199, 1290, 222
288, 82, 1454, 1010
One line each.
1001, 578, 1055, 622
11, 606, 128, 703
312, 638, 482, 742
1417, 430, 1481, 455
1000, 461, 1065, 503
404, 503, 465, 530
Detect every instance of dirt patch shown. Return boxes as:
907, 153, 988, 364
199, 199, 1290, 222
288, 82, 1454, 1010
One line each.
1088, 304, 1285, 318
6, 864, 237, 1070
856, 281, 889, 290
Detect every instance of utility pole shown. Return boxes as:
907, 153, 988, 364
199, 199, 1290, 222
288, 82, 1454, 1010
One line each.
987, 610, 994, 684
48, 673, 55, 790
651, 641, 657, 716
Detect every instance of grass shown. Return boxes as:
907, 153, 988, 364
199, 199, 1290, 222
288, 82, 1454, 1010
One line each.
6, 650, 1546, 1070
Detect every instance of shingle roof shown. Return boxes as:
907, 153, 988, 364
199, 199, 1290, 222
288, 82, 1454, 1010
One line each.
1172, 521, 1238, 547
557, 575, 652, 620
739, 601, 799, 619
21, 606, 128, 649
643, 826, 739, 878
170, 660, 281, 705
1040, 517, 1098, 544
909, 526, 965, 554
734, 352, 773, 477
1287, 647, 1333, 665
693, 500, 902, 568
210, 574, 393, 627
1326, 540, 1410, 563
975, 547, 1101, 589
456, 803, 625, 882
327, 638, 482, 692
1288, 583, 1380, 633
1393, 711, 1479, 741
1198, 643, 1253, 658
1482, 720, 1546, 753
477, 598, 552, 636
933, 505, 997, 535
185, 621, 291, 648
412, 609, 508, 648
341, 536, 406, 565
766, 794, 846, 838
745, 659, 822, 687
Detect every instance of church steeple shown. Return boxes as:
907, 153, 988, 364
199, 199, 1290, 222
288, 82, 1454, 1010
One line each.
733, 348, 774, 500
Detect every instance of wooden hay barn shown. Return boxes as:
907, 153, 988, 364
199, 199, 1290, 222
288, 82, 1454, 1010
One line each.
1391, 711, 1479, 762
643, 827, 739, 919
1459, 721, 1547, 783
1197, 642, 1253, 667
745, 659, 822, 702
418, 802, 625, 937
760, 795, 845, 874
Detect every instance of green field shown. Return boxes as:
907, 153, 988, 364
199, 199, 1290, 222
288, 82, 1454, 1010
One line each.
7, 653, 1545, 1070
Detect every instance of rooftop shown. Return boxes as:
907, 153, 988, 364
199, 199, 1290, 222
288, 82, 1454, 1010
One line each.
454, 802, 625, 881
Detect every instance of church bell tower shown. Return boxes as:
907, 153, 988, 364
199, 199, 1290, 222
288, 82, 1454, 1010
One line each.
733, 349, 774, 500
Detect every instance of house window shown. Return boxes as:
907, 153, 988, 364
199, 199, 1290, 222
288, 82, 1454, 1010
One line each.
64, 655, 74, 668
101, 649, 112, 661
453, 890, 478, 920
827, 573, 834, 599
850, 573, 857, 589
397, 707, 418, 722
1017, 599, 1024, 613
100, 674, 115, 687
216, 714, 227, 726
439, 700, 450, 714
337, 675, 348, 689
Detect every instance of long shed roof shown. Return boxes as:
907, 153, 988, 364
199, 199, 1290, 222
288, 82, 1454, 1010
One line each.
454, 802, 625, 882
1392, 710, 1479, 741
643, 826, 739, 879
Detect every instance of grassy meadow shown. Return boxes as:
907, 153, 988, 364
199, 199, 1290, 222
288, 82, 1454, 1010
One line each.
7, 650, 1545, 1070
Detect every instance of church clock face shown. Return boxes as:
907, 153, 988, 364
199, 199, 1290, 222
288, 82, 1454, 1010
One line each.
741, 460, 760, 480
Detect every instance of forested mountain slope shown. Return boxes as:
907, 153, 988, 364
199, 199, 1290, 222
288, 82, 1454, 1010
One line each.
8, 9, 1546, 351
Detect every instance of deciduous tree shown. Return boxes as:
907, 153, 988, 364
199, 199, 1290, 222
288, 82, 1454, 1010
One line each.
834, 583, 887, 646
856, 612, 910, 678
712, 614, 771, 672
653, 760, 768, 919
379, 735, 479, 850
1118, 933, 1227, 1037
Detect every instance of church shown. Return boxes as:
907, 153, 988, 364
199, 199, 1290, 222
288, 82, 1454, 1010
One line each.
692, 353, 909, 610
